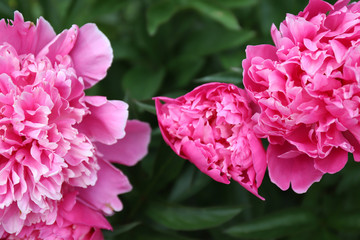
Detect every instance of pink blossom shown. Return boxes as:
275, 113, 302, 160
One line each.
154, 83, 266, 199
243, 0, 360, 192
1, 191, 111, 240
0, 11, 151, 236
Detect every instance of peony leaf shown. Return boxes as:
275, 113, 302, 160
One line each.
214, 0, 258, 8
103, 222, 141, 239
181, 23, 255, 57
168, 165, 211, 203
224, 208, 317, 239
328, 212, 360, 232
147, 204, 242, 231
146, 0, 182, 36
122, 66, 165, 100
167, 57, 205, 88
195, 70, 243, 85
134, 100, 157, 115
188, 0, 240, 31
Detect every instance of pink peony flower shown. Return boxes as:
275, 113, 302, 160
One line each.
0, 11, 151, 237
154, 83, 266, 199
243, 0, 360, 193
1, 191, 111, 240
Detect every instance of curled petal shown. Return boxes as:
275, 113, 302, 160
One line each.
77, 159, 132, 215
77, 96, 128, 145
70, 24, 113, 88
95, 120, 151, 166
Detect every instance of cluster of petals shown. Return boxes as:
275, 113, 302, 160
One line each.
243, 0, 360, 193
154, 83, 266, 199
0, 12, 151, 239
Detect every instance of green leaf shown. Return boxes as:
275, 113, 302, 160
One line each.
0, 1, 15, 19
147, 204, 242, 231
214, 0, 258, 8
188, 0, 240, 31
329, 212, 360, 232
133, 100, 156, 115
195, 70, 243, 85
219, 51, 245, 70
168, 57, 205, 88
146, 0, 182, 36
113, 38, 140, 61
181, 24, 255, 57
225, 208, 317, 239
104, 222, 141, 239
122, 66, 165, 100
168, 165, 211, 202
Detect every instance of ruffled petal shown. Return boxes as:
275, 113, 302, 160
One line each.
77, 96, 128, 145
95, 120, 151, 166
77, 159, 132, 215
70, 23, 113, 88
59, 199, 112, 230
0, 11, 56, 55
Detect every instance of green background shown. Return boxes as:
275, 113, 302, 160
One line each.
2, 0, 360, 239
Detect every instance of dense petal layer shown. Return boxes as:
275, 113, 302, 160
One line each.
243, 0, 360, 192
155, 83, 267, 198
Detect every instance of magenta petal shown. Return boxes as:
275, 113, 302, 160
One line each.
95, 120, 151, 166
90, 228, 104, 240
60, 200, 112, 230
248, 132, 267, 187
0, 11, 56, 55
245, 44, 278, 61
300, 0, 333, 19
78, 159, 132, 215
37, 25, 79, 62
181, 140, 230, 184
314, 147, 348, 173
1, 203, 23, 234
268, 142, 323, 193
77, 96, 128, 145
70, 23, 113, 88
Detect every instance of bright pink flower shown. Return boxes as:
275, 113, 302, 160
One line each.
0, 11, 151, 236
1, 191, 111, 240
243, 0, 360, 192
154, 83, 266, 199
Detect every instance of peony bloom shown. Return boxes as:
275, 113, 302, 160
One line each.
1, 191, 111, 240
243, 0, 360, 193
154, 83, 266, 199
0, 11, 151, 237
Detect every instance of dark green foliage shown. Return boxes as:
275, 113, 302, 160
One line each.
3, 0, 360, 239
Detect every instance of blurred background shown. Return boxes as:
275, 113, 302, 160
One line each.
3, 0, 360, 239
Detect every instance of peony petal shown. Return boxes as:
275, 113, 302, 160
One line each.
1, 203, 24, 234
37, 25, 79, 63
77, 96, 128, 145
77, 159, 132, 215
181, 140, 230, 184
299, 0, 333, 19
95, 120, 151, 166
314, 147, 348, 173
0, 11, 56, 55
60, 199, 112, 230
247, 132, 267, 187
268, 142, 323, 193
70, 23, 113, 88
